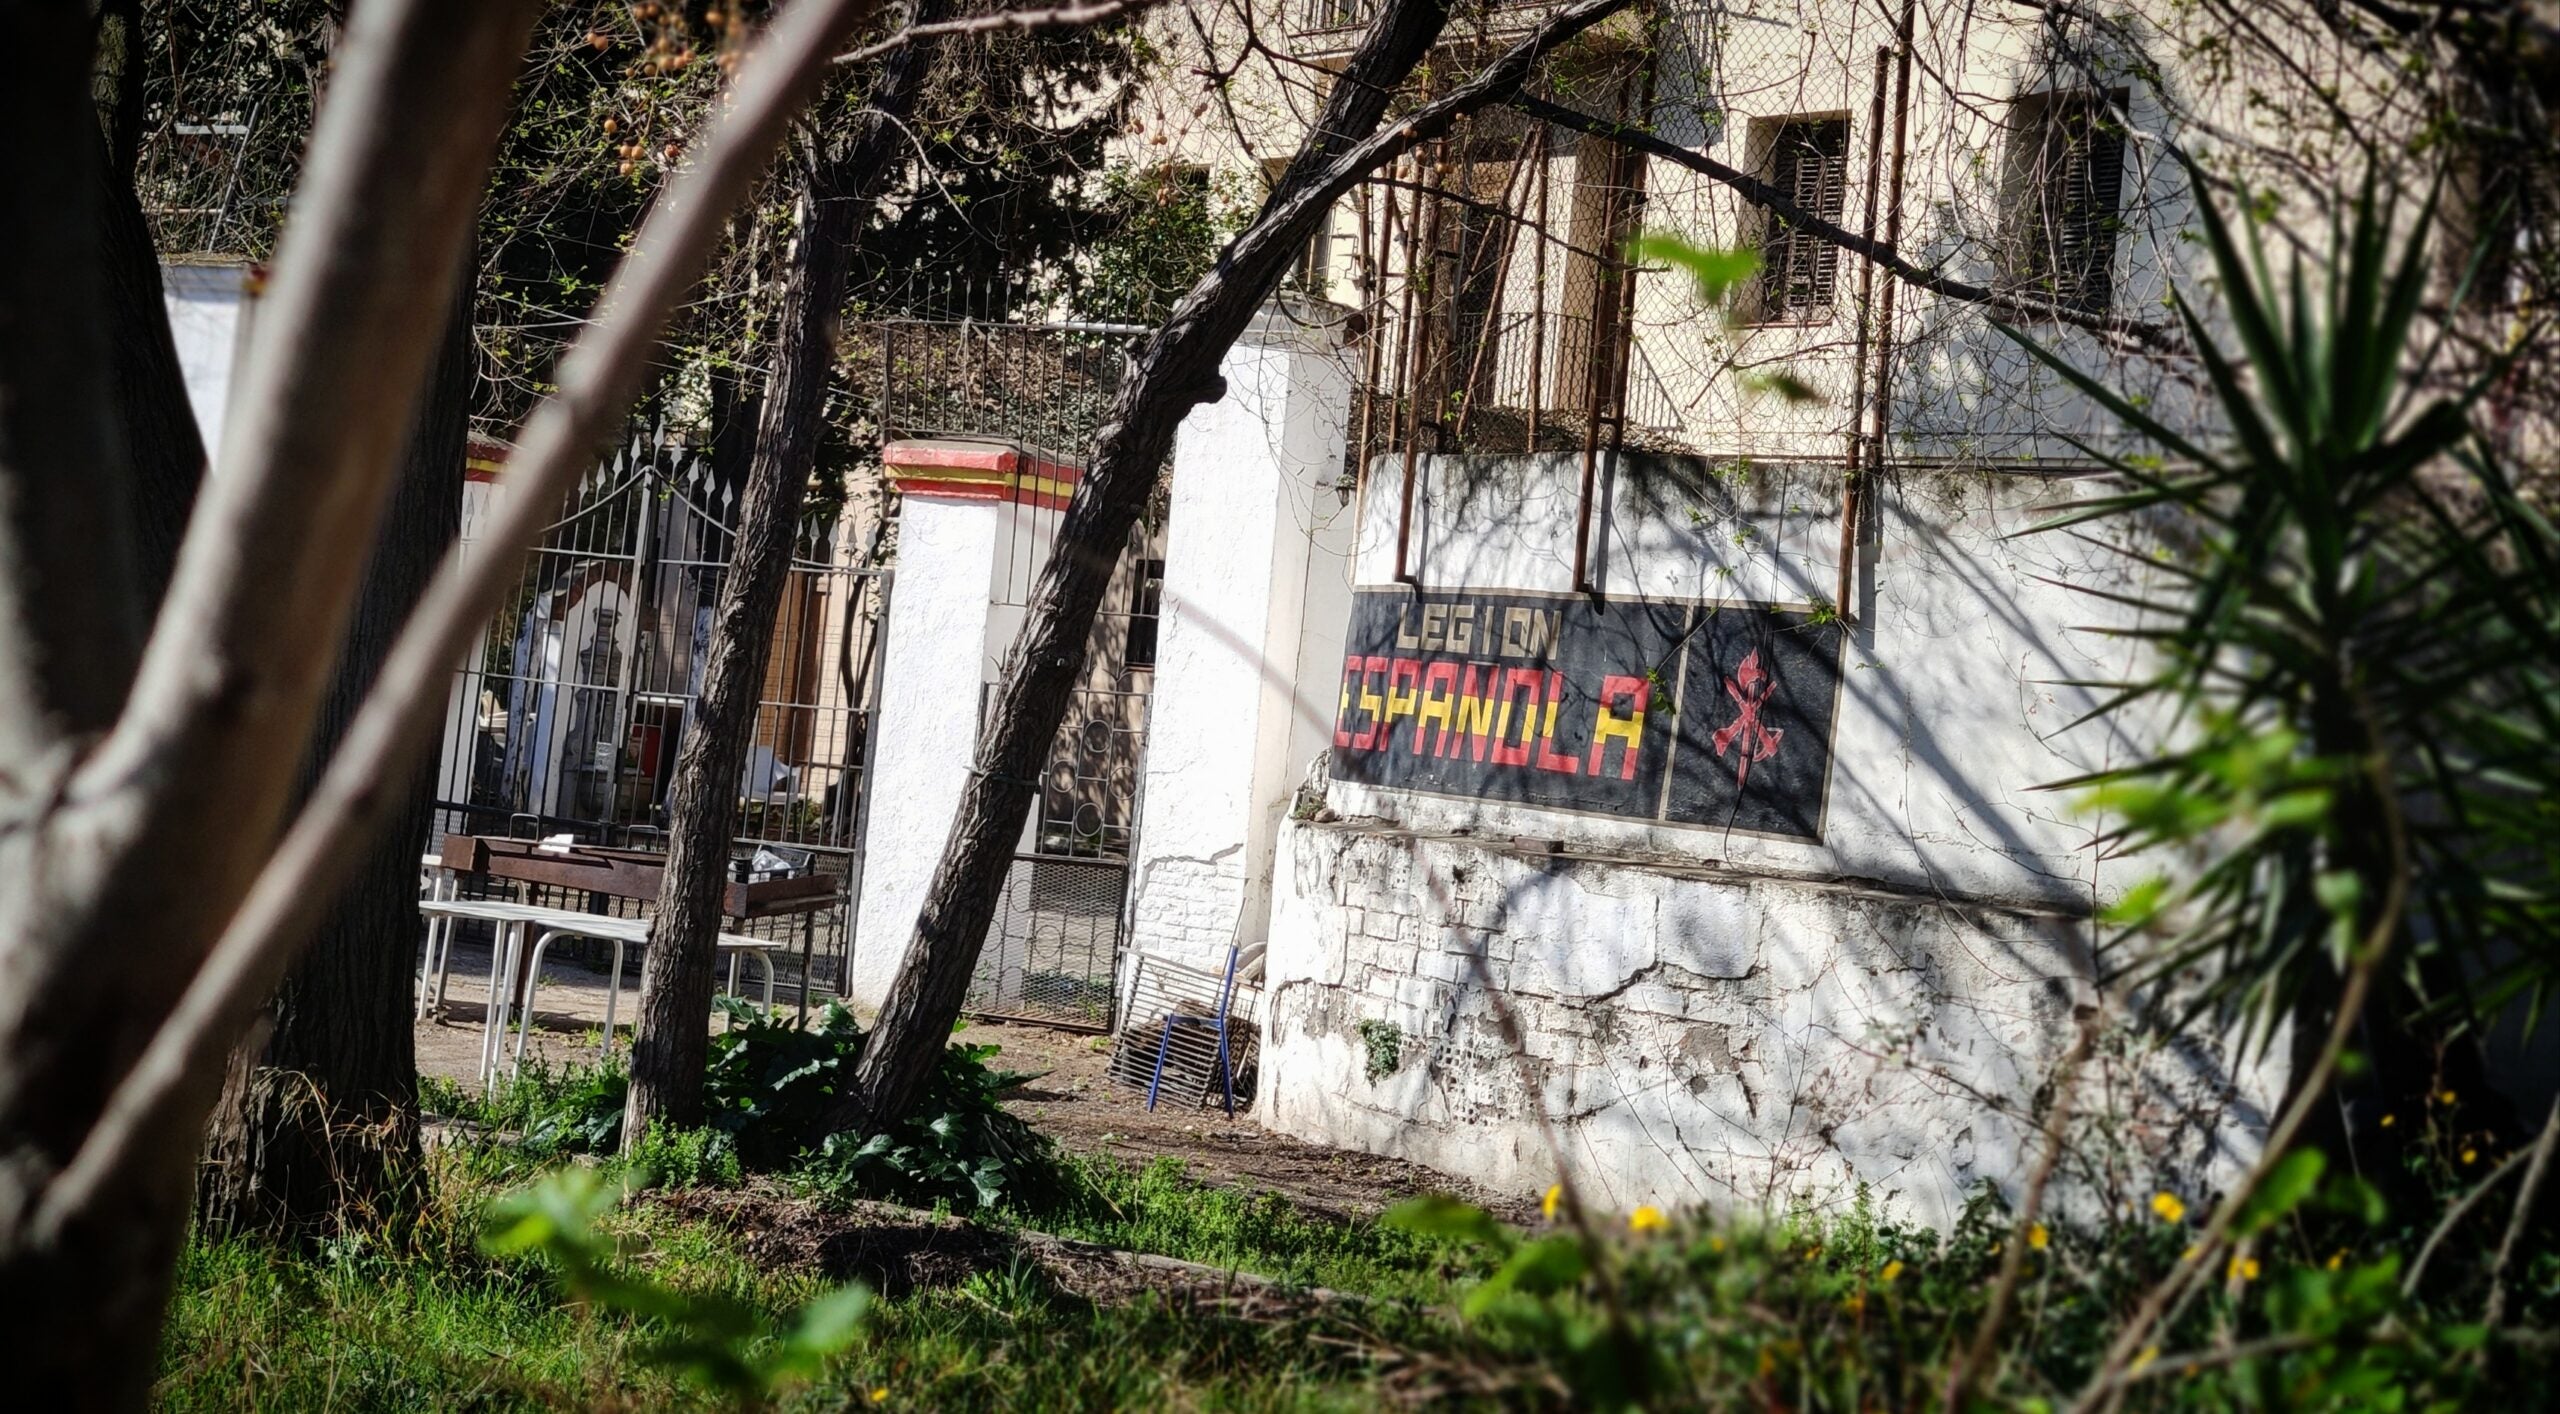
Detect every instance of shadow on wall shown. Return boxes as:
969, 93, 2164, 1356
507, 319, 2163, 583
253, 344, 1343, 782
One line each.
1255, 816, 2277, 1228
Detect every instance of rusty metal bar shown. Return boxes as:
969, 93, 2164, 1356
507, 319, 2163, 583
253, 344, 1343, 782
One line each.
1391, 153, 1432, 587
1453, 124, 1543, 443
1527, 143, 1551, 448
1837, 44, 1891, 622
1354, 178, 1393, 475
1840, 0, 1918, 624
1571, 57, 1647, 596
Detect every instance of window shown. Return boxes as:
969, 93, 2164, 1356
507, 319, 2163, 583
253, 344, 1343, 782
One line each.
1751, 117, 1851, 320
1122, 557, 1166, 671
2001, 90, 2130, 315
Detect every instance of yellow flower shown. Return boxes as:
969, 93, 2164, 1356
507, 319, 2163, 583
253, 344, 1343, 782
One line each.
1542, 1184, 1563, 1221
2028, 1222, 2050, 1251
2440, 1090, 2458, 1106
2463, 1147, 2479, 1165
1880, 1260, 1905, 1284
868, 1390, 889, 1406
2380, 1113, 2397, 1128
2325, 1251, 2345, 1271
1842, 1294, 1866, 1316
2151, 1191, 2187, 1224
2131, 1345, 2160, 1373
1629, 1205, 1667, 1233
2181, 1244, 2200, 1263
2226, 1254, 2261, 1282
1709, 1235, 1727, 1253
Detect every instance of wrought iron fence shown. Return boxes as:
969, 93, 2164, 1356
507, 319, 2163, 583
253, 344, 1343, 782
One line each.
431, 421, 887, 995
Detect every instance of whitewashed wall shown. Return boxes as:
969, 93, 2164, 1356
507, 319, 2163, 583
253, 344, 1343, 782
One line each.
1332, 452, 2163, 910
1251, 451, 2269, 1225
849, 495, 1056, 1007
1126, 304, 1358, 976
161, 259, 251, 461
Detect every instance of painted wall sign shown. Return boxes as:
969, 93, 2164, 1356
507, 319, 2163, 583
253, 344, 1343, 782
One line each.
1328, 589, 1845, 842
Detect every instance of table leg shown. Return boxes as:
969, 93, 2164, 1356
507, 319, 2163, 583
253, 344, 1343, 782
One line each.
475, 922, 500, 1085
514, 930, 569, 1077
482, 920, 522, 1088
798, 910, 815, 1026
602, 937, 625, 1054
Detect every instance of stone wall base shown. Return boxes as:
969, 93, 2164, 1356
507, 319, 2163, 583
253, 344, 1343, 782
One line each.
1258, 817, 2276, 1230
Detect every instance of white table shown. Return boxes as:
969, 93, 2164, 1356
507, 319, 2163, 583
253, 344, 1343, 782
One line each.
417, 895, 781, 1084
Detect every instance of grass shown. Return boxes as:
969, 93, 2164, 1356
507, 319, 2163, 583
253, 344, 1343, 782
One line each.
1024, 1153, 1476, 1302
171, 1061, 2556, 1410
155, 1145, 1466, 1412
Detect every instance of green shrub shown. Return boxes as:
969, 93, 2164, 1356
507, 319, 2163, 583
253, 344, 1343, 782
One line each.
434, 1002, 1054, 1211
1384, 1167, 2552, 1411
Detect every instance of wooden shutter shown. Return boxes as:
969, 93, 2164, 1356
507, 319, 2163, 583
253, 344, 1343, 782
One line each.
2026, 92, 2128, 314
1760, 118, 1850, 317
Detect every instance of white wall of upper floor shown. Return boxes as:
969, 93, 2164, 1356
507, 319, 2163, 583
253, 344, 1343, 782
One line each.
1117, 0, 2416, 471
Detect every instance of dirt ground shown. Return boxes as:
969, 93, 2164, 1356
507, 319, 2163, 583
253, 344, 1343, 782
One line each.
958, 1017, 1534, 1223
416, 940, 1529, 1224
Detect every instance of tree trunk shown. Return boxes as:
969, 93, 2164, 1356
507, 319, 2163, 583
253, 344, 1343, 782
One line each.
623, 1, 949, 1141
87, 0, 205, 604
623, 174, 857, 1136
840, 0, 1469, 1125
196, 262, 472, 1236
99, 129, 209, 613
0, 0, 537, 1400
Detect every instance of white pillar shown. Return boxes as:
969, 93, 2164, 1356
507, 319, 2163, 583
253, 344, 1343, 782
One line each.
1127, 299, 1355, 974
849, 440, 1071, 1009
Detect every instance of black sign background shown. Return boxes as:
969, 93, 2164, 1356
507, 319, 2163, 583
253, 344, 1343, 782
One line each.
1328, 589, 1845, 842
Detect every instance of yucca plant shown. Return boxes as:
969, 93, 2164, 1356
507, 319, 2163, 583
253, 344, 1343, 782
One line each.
1998, 165, 2559, 1110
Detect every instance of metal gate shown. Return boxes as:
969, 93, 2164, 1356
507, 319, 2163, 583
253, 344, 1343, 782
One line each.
869, 317, 1160, 1031
965, 518, 1161, 1030
432, 422, 888, 995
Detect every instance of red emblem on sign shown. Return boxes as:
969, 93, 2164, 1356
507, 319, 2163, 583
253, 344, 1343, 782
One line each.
1711, 649, 1784, 787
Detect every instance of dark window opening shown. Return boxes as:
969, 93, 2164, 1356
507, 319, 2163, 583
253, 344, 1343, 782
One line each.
1753, 117, 1851, 320
2001, 89, 2130, 315
1123, 557, 1166, 670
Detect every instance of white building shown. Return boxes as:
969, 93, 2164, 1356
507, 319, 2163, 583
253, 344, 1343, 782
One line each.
850, 1, 2354, 1223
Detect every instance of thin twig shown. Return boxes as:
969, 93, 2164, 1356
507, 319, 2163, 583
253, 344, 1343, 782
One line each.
2089, 1329, 2366, 1393
2482, 1095, 2560, 1329
2402, 1143, 2532, 1298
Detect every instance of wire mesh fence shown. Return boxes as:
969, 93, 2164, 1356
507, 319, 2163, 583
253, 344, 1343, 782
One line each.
1332, 0, 2208, 542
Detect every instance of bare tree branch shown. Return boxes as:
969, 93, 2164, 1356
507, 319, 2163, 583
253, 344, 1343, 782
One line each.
831, 0, 1151, 63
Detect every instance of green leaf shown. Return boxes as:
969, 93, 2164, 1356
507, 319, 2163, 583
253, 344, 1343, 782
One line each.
1462, 1235, 1589, 1319
1631, 233, 1760, 305
2101, 876, 2172, 927
2238, 1148, 2326, 1233
778, 1283, 874, 1364
2314, 870, 2364, 918
1739, 370, 1823, 405
1383, 1194, 1510, 1249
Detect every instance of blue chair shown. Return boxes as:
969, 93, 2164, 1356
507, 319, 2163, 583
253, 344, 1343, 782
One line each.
1144, 943, 1260, 1116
